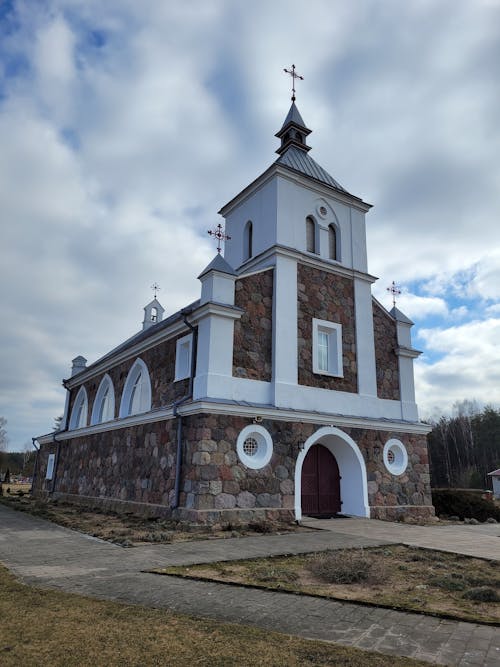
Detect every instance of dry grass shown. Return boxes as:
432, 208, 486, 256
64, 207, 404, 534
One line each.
158, 546, 500, 625
0, 482, 31, 497
0, 493, 304, 545
0, 565, 426, 667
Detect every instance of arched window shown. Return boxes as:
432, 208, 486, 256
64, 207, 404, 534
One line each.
328, 224, 338, 260
244, 220, 253, 260
306, 216, 316, 253
91, 374, 115, 425
69, 386, 88, 430
119, 358, 152, 417
150, 307, 158, 323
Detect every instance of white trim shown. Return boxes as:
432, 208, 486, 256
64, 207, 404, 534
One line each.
236, 424, 273, 469
90, 373, 115, 425
294, 426, 370, 521
119, 358, 152, 417
174, 334, 193, 381
383, 438, 408, 476
36, 398, 431, 445
69, 386, 88, 430
46, 453, 56, 480
312, 318, 343, 377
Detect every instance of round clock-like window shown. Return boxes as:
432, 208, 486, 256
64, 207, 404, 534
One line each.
383, 439, 408, 476
236, 425, 273, 469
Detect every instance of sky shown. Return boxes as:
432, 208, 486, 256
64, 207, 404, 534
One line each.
1, 0, 499, 451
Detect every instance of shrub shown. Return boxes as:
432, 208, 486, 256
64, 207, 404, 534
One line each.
252, 565, 299, 583
463, 587, 500, 602
307, 550, 387, 585
432, 489, 500, 522
428, 575, 466, 592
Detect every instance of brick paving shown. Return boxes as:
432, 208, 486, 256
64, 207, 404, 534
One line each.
0, 504, 499, 666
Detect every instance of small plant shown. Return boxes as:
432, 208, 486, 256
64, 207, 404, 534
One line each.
252, 564, 299, 583
462, 587, 500, 602
428, 575, 466, 592
248, 520, 273, 534
307, 550, 387, 585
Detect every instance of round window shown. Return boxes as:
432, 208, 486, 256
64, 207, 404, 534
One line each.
383, 439, 408, 476
236, 425, 273, 469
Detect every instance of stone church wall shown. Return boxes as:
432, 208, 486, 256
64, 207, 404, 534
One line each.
33, 412, 433, 524
67, 333, 191, 426
297, 263, 357, 392
233, 269, 273, 381
372, 301, 400, 401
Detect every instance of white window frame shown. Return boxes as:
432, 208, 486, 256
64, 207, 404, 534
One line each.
46, 453, 55, 480
236, 424, 273, 470
312, 318, 343, 377
91, 374, 115, 425
383, 439, 408, 476
119, 358, 152, 417
69, 386, 88, 430
174, 334, 193, 381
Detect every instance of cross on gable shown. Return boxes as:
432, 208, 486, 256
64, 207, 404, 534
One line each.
151, 282, 160, 299
284, 64, 304, 102
207, 223, 231, 254
387, 281, 402, 307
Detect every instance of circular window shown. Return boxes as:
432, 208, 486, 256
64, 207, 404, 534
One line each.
236, 425, 273, 469
383, 439, 408, 476
319, 206, 328, 216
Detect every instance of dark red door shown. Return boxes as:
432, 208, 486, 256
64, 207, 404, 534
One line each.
301, 444, 341, 517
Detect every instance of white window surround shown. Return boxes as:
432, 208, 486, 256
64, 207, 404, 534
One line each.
69, 386, 88, 430
91, 374, 115, 425
119, 358, 152, 417
174, 333, 193, 381
383, 438, 408, 476
312, 318, 343, 377
46, 453, 55, 480
236, 424, 273, 470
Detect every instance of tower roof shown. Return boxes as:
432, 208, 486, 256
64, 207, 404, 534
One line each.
275, 145, 349, 194
277, 101, 309, 134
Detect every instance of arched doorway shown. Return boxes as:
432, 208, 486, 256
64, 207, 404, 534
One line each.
295, 426, 369, 521
301, 444, 341, 517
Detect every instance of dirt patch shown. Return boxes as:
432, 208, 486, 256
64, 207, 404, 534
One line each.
158, 545, 500, 625
0, 493, 306, 546
0, 565, 427, 667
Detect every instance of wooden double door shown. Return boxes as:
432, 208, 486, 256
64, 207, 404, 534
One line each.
301, 444, 341, 517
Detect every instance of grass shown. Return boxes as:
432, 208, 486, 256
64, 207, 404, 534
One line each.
0, 565, 426, 667
156, 545, 500, 625
0, 492, 304, 546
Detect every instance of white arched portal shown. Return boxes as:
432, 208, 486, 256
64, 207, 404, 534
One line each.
294, 426, 369, 521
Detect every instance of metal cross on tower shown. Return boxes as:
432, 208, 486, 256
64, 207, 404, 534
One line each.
387, 281, 401, 307
151, 282, 160, 299
284, 64, 303, 102
207, 223, 231, 254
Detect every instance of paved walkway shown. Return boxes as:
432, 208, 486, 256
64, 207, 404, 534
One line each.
1, 505, 499, 666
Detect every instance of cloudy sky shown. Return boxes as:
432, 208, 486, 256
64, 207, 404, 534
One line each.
1, 0, 499, 450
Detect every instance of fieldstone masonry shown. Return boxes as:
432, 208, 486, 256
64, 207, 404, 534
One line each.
34, 413, 433, 524
372, 301, 401, 401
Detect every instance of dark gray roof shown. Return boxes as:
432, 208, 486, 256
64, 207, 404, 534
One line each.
390, 306, 414, 325
198, 253, 236, 279
276, 145, 350, 195
278, 102, 307, 131
68, 299, 200, 382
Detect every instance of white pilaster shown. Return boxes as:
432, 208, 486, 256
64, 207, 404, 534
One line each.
354, 279, 377, 397
272, 254, 298, 405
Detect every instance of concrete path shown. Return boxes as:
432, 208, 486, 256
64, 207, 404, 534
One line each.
302, 517, 500, 561
1, 505, 499, 667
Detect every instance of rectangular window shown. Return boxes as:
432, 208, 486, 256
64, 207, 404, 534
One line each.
46, 454, 55, 480
174, 334, 193, 381
312, 318, 343, 377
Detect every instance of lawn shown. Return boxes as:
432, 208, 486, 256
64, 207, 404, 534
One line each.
0, 565, 426, 667
156, 545, 500, 625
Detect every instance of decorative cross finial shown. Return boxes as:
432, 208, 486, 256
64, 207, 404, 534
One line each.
151, 282, 160, 299
208, 223, 231, 254
387, 281, 401, 307
284, 64, 303, 102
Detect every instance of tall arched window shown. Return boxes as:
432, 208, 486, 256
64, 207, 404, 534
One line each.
69, 386, 88, 430
119, 358, 152, 417
91, 374, 115, 425
244, 221, 253, 260
328, 224, 338, 260
306, 216, 316, 253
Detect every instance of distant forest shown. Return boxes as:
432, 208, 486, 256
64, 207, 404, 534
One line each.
427, 403, 500, 489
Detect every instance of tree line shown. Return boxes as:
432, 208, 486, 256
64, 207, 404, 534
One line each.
427, 402, 500, 489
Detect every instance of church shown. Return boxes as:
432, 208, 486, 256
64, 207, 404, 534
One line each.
33, 85, 434, 525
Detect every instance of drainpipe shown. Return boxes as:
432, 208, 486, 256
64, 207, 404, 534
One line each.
172, 311, 198, 510
30, 438, 39, 494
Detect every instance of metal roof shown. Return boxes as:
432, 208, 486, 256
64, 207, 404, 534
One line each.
198, 253, 236, 279
276, 145, 350, 195
278, 102, 308, 132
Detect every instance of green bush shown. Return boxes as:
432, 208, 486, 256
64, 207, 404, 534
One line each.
431, 489, 500, 522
